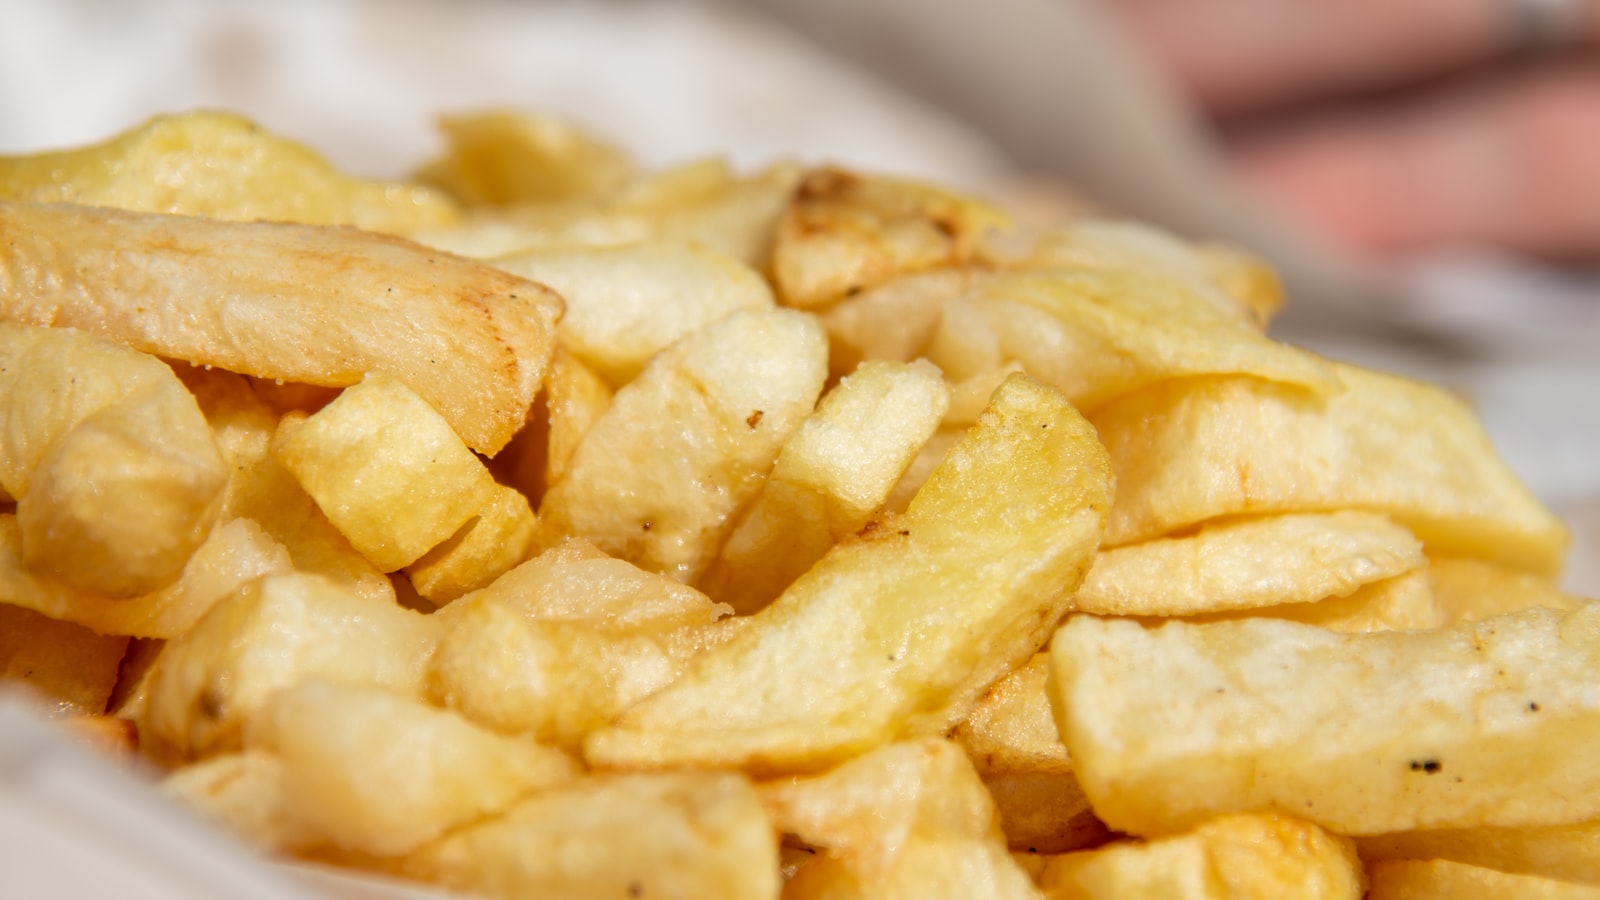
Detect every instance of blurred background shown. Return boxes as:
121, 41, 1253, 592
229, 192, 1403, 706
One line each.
2, 0, 1596, 591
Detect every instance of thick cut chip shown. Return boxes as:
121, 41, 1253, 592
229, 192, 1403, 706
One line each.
429, 601, 739, 751
541, 347, 613, 490
274, 374, 499, 572
1203, 568, 1443, 634
140, 572, 436, 762
245, 681, 578, 857
1367, 858, 1600, 899
404, 483, 540, 606
585, 375, 1111, 774
163, 751, 310, 854
401, 772, 778, 900
491, 240, 775, 385
0, 111, 457, 232
0, 201, 560, 454
928, 268, 1337, 412
540, 309, 828, 583
765, 739, 1043, 900
415, 110, 633, 206
1427, 556, 1585, 624
1036, 813, 1364, 899
0, 603, 128, 716
948, 653, 1104, 853
1091, 364, 1568, 575
1075, 512, 1425, 617
0, 323, 227, 595
0, 516, 292, 639
1050, 603, 1600, 837
699, 359, 950, 614
1358, 819, 1600, 886
772, 167, 1009, 309
183, 368, 394, 604
820, 268, 990, 377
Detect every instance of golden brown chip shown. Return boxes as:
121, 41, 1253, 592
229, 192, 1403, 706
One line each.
1367, 858, 1600, 899
415, 110, 633, 206
0, 201, 561, 455
0, 603, 129, 716
1358, 819, 1600, 887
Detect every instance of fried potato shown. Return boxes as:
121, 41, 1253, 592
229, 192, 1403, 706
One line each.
0, 111, 458, 232
0, 323, 227, 595
980, 220, 1279, 328
1359, 819, 1600, 886
821, 269, 989, 377
401, 772, 779, 900
440, 537, 731, 631
762, 738, 1042, 899
0, 516, 292, 638
931, 268, 1338, 412
1091, 364, 1569, 575
429, 601, 738, 751
1209, 568, 1443, 633
404, 483, 540, 606
182, 367, 395, 604
491, 240, 775, 385
0, 201, 561, 454
700, 359, 950, 614
244, 681, 578, 856
585, 375, 1110, 774
1427, 556, 1585, 624
1036, 813, 1364, 899
1050, 602, 1600, 837
163, 750, 309, 853
415, 110, 633, 206
772, 167, 1010, 309
949, 653, 1105, 853
542, 346, 613, 489
1075, 512, 1425, 618
1367, 858, 1600, 899
274, 373, 500, 572
140, 572, 436, 761
0, 603, 128, 716
540, 309, 828, 582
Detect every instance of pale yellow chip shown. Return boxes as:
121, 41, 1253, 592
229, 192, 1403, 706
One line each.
1358, 819, 1600, 887
182, 367, 395, 604
491, 240, 776, 386
699, 358, 950, 614
541, 346, 613, 490
0, 323, 228, 596
1050, 602, 1600, 837
0, 603, 129, 717
1367, 858, 1600, 899
274, 373, 499, 572
1211, 568, 1443, 634
762, 738, 1041, 900
400, 772, 778, 899
404, 483, 540, 607
0, 201, 561, 455
1036, 812, 1364, 899
0, 111, 458, 232
1427, 555, 1585, 624
585, 375, 1110, 774
1091, 363, 1569, 575
140, 572, 436, 762
540, 308, 828, 582
772, 167, 1010, 309
245, 681, 578, 857
821, 269, 989, 377
932, 268, 1338, 413
1076, 512, 1425, 618
163, 751, 310, 854
0, 515, 292, 639
949, 653, 1103, 853
415, 110, 633, 206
